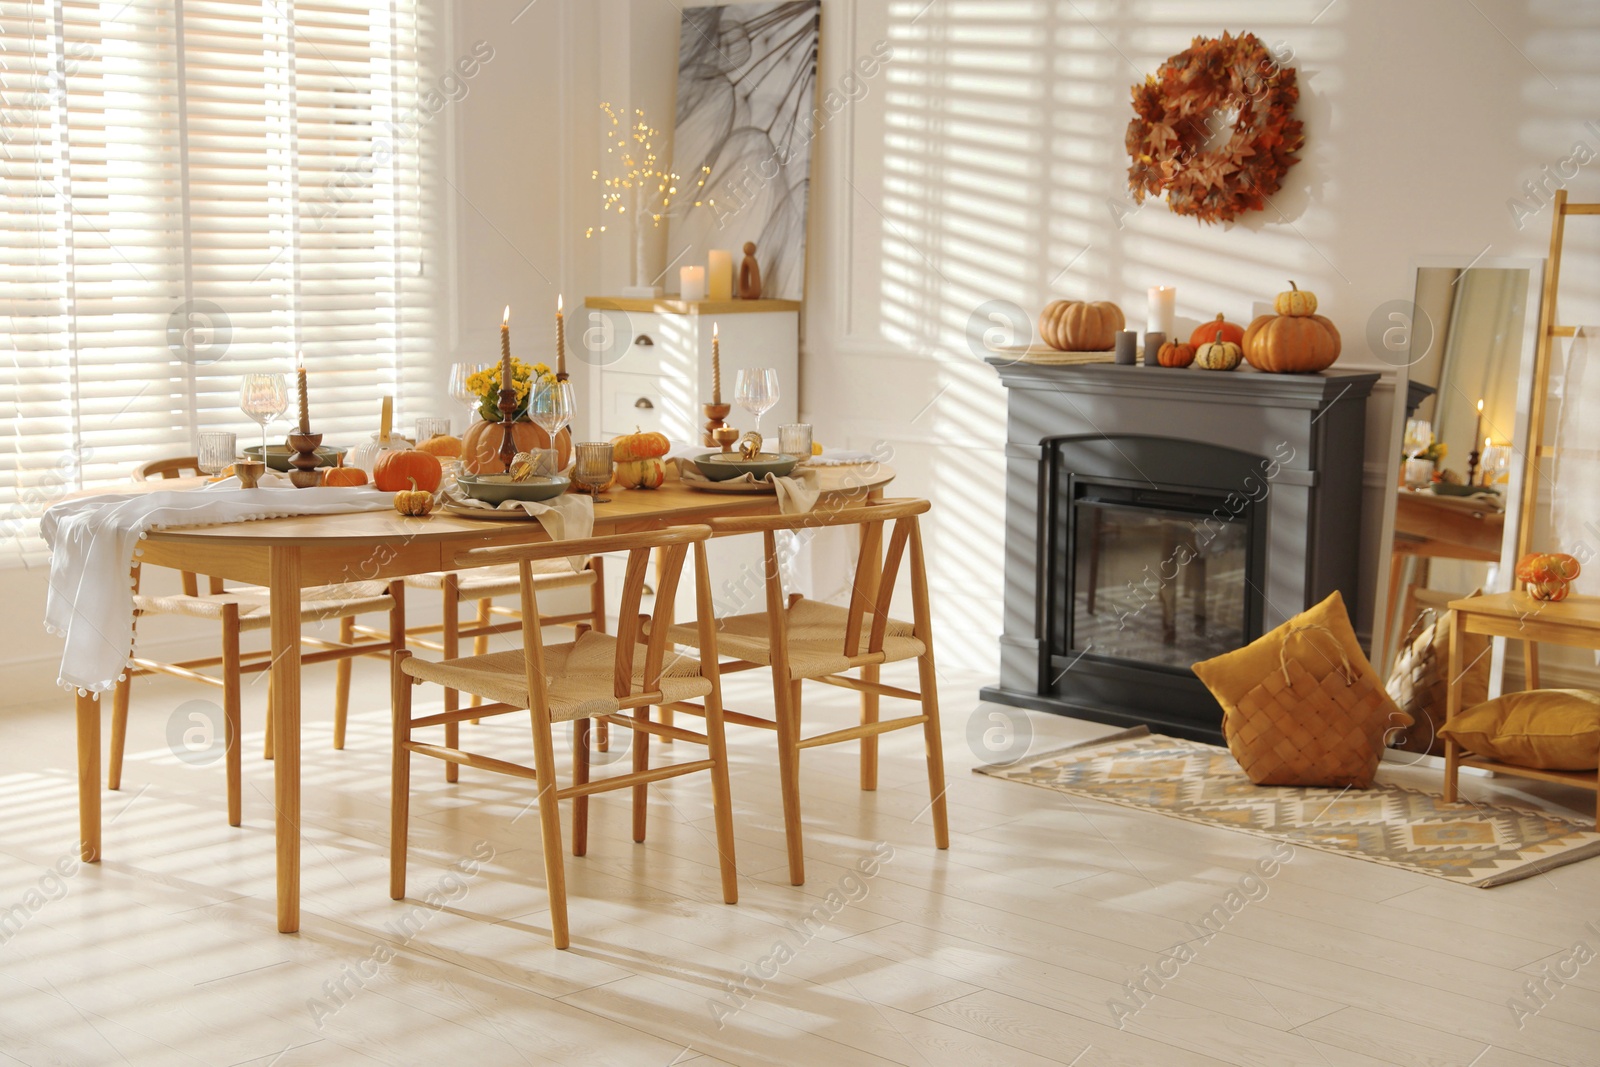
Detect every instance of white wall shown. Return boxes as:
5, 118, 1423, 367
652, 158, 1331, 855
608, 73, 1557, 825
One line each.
793, 0, 1600, 680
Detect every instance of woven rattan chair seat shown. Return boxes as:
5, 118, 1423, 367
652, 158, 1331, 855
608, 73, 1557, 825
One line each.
402, 631, 712, 721
665, 597, 924, 680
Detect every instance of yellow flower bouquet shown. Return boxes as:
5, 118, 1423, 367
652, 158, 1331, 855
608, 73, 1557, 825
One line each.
467, 358, 556, 422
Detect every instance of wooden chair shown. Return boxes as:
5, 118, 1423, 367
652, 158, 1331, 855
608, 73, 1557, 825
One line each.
390, 525, 737, 949
392, 556, 609, 779
110, 457, 406, 826
650, 498, 949, 885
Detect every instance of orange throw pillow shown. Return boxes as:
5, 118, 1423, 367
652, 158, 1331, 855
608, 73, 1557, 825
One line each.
1440, 690, 1600, 771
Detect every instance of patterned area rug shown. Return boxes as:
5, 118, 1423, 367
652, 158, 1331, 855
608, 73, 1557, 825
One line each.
977, 728, 1600, 887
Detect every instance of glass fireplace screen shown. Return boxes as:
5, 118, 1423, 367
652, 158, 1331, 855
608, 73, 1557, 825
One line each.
1071, 498, 1249, 669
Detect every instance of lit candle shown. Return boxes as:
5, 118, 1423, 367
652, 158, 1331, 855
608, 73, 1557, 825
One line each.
555, 295, 567, 380
500, 305, 512, 418
708, 250, 733, 300
680, 265, 707, 301
296, 351, 309, 433
1473, 399, 1484, 451
712, 322, 722, 404
1147, 286, 1176, 337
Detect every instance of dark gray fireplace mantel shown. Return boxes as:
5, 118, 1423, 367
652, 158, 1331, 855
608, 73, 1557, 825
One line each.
982, 358, 1379, 742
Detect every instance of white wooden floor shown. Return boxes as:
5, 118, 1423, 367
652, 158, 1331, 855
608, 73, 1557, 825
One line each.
1, 659, 1597, 1067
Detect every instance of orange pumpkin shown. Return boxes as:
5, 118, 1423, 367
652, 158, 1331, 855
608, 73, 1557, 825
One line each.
373, 449, 442, 493
1242, 313, 1342, 373
1037, 300, 1124, 351
1189, 313, 1245, 348
416, 434, 463, 459
1158, 341, 1195, 368
1515, 552, 1581, 602
460, 419, 572, 475
612, 428, 671, 462
321, 466, 369, 487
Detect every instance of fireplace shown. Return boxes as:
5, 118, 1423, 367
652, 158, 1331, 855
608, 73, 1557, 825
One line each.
983, 362, 1378, 743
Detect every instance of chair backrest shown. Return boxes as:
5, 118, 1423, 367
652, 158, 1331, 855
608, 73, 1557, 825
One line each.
133, 455, 215, 593
451, 525, 717, 714
707, 498, 934, 660
134, 456, 202, 481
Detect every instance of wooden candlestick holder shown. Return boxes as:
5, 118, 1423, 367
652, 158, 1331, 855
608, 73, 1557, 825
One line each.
711, 426, 740, 453
497, 384, 520, 470
285, 431, 323, 488
703, 402, 732, 446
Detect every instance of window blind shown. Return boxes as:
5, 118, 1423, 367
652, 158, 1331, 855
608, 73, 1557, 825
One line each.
0, 0, 437, 563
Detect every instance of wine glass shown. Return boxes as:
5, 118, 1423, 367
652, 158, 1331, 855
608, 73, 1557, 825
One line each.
530, 379, 576, 456
239, 373, 289, 455
449, 361, 486, 426
735, 367, 780, 441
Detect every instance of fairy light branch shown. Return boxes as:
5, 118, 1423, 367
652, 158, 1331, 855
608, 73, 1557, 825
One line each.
583, 103, 711, 239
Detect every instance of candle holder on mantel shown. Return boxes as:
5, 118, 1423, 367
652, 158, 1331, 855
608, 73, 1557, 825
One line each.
703, 402, 731, 446
285, 432, 324, 488
1467, 447, 1483, 487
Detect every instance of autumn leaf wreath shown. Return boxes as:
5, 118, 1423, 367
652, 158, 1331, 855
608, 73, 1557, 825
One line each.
1126, 31, 1305, 225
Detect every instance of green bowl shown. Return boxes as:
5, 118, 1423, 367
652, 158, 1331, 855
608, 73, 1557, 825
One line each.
692, 452, 799, 482
242, 444, 348, 472
458, 473, 569, 505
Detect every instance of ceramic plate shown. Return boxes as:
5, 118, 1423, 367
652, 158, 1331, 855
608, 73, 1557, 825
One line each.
457, 473, 569, 505
242, 444, 348, 472
691, 452, 798, 481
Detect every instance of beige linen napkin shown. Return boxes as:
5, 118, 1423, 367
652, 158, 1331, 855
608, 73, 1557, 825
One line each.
681, 466, 821, 514
441, 482, 594, 566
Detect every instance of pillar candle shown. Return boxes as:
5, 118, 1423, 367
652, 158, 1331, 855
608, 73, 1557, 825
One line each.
296, 351, 309, 433
708, 250, 734, 300
711, 322, 722, 404
556, 295, 566, 379
1147, 286, 1176, 337
680, 265, 707, 301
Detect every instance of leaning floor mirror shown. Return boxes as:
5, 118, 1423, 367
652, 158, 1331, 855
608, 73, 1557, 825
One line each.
1374, 256, 1546, 757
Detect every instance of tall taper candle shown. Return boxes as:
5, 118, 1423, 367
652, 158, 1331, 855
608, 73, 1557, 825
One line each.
1473, 398, 1484, 450
500, 305, 512, 390
711, 322, 722, 404
296, 351, 309, 433
379, 395, 393, 443
555, 294, 567, 380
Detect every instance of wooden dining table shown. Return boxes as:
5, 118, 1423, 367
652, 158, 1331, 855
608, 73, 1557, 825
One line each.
71, 466, 893, 932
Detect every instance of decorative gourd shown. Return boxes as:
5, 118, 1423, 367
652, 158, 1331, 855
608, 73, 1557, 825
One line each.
373, 449, 443, 493
611, 428, 671, 462
393, 478, 434, 517
321, 466, 369, 487
460, 420, 572, 475
1188, 313, 1244, 348
1036, 300, 1125, 352
1515, 552, 1581, 602
416, 434, 463, 459
1242, 313, 1342, 373
811, 441, 823, 456
615, 457, 667, 490
1273, 280, 1318, 317
1194, 335, 1243, 371
1158, 341, 1196, 368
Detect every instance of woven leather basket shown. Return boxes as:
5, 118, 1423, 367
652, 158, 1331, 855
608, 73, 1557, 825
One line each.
1225, 625, 1410, 788
1385, 605, 1489, 756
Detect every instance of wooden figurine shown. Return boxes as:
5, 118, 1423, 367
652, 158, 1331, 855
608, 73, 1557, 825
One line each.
737, 242, 762, 300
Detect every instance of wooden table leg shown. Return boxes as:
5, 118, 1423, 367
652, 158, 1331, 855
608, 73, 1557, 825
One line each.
76, 690, 101, 863
269, 546, 303, 933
